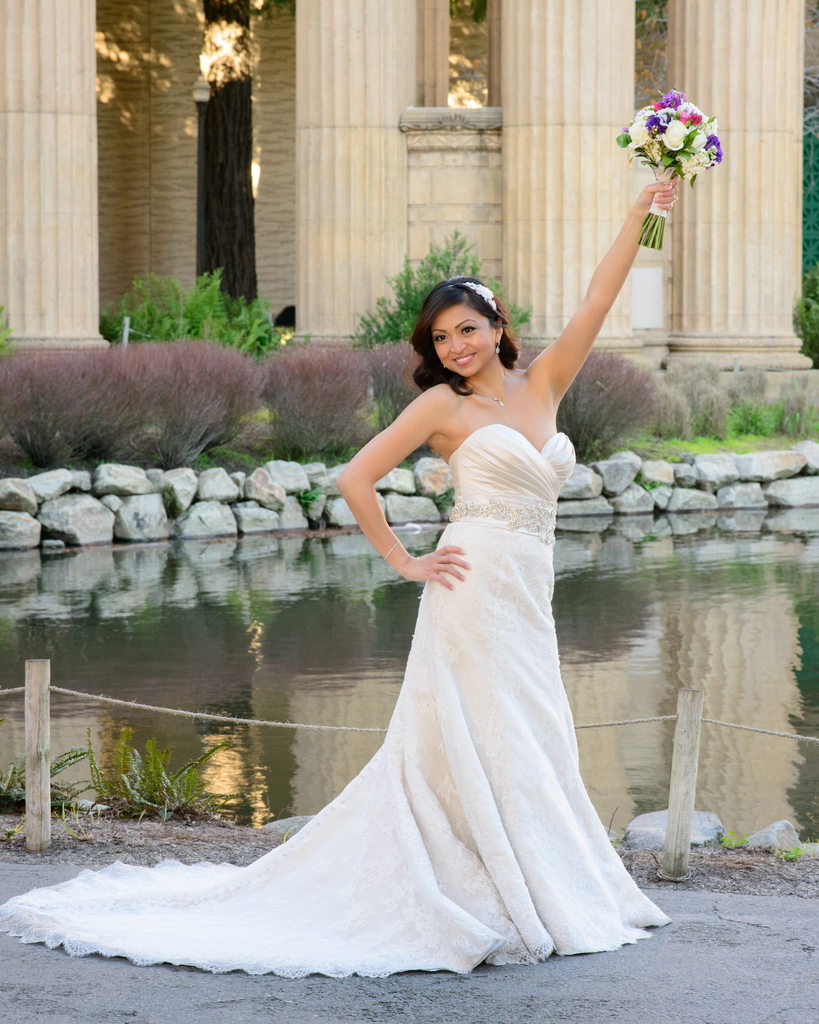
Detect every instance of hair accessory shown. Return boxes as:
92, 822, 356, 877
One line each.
460, 280, 498, 312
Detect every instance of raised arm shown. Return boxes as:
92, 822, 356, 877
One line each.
526, 180, 678, 404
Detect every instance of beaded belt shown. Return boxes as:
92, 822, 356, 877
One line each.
450, 497, 557, 544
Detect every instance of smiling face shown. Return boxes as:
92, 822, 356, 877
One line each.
431, 303, 501, 378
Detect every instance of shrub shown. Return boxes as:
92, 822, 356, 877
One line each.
556, 351, 658, 462
794, 262, 819, 367
365, 344, 420, 431
0, 728, 88, 813
100, 270, 284, 359
262, 346, 372, 460
353, 231, 530, 347
652, 383, 692, 439
780, 376, 819, 438
664, 364, 729, 439
88, 727, 232, 821
133, 342, 263, 468
0, 304, 12, 356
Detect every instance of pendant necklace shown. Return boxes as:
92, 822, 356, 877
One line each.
470, 388, 505, 407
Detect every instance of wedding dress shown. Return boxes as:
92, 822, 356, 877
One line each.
0, 424, 670, 976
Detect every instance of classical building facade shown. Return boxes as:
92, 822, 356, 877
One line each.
0, 0, 810, 369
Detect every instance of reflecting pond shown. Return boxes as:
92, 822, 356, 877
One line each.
0, 508, 817, 838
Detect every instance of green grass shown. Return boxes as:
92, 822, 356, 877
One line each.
621, 431, 807, 462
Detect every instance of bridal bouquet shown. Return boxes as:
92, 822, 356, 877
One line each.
616, 89, 722, 249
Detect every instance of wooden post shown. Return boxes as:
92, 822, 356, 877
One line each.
659, 688, 704, 881
25, 659, 51, 852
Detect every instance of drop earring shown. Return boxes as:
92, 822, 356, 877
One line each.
495, 341, 500, 355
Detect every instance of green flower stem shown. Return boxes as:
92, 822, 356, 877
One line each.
638, 212, 666, 250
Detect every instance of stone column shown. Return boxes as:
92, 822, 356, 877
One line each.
487, 0, 502, 107
667, 0, 810, 369
0, 0, 104, 349
295, 0, 416, 342
416, 0, 449, 107
501, 1, 635, 350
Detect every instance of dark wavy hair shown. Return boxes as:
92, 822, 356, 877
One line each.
409, 277, 519, 394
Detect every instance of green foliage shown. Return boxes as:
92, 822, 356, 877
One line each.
450, 0, 487, 21
775, 845, 804, 862
100, 270, 285, 359
794, 261, 819, 367
87, 728, 233, 821
297, 485, 324, 518
719, 830, 749, 849
728, 400, 782, 437
0, 304, 13, 356
0, 729, 89, 812
353, 231, 530, 347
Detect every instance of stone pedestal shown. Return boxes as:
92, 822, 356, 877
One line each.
667, 0, 810, 369
501, 0, 635, 351
295, 0, 416, 342
0, 0, 104, 349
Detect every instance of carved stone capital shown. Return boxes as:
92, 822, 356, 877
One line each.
400, 107, 502, 151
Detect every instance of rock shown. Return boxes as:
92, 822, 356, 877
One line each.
557, 496, 614, 517
384, 494, 441, 524
196, 467, 240, 503
673, 462, 697, 489
560, 464, 603, 501
608, 450, 642, 471
733, 450, 807, 483
745, 820, 800, 853
233, 501, 280, 535
325, 496, 358, 527
243, 468, 286, 511
623, 809, 725, 851
263, 459, 310, 494
162, 468, 199, 517
651, 485, 674, 510
0, 478, 38, 515
375, 467, 416, 495
93, 463, 153, 498
304, 492, 326, 521
590, 457, 639, 496
37, 494, 115, 546
715, 482, 767, 509
0, 511, 41, 550
27, 469, 75, 502
608, 483, 655, 514
639, 460, 675, 487
413, 457, 453, 498
792, 439, 819, 475
99, 494, 123, 513
41, 538, 65, 552
693, 453, 739, 492
303, 462, 331, 489
763, 477, 819, 507
170, 501, 237, 539
230, 471, 246, 492
279, 495, 309, 529
665, 487, 718, 512
69, 470, 92, 493
114, 494, 170, 542
145, 468, 165, 492
261, 815, 314, 841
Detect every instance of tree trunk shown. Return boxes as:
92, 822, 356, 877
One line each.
202, 0, 257, 301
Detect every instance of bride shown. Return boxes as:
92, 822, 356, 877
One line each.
0, 179, 678, 977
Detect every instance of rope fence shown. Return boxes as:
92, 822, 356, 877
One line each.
2, 662, 818, 875
1, 684, 817, 742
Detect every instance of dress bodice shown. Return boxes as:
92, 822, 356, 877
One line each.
448, 424, 575, 506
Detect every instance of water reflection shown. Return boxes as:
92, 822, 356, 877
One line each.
0, 511, 816, 836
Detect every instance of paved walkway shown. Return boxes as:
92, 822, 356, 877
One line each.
1, 865, 815, 1024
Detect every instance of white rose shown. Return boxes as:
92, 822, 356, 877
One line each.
691, 132, 707, 151
630, 125, 650, 148
663, 119, 688, 151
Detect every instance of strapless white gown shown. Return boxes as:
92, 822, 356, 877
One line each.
0, 424, 670, 976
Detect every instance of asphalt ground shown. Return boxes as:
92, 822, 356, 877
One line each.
1, 864, 815, 1024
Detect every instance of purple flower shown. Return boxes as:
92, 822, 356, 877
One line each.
656, 89, 686, 111
706, 134, 723, 163
646, 114, 667, 136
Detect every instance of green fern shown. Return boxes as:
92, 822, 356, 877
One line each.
88, 728, 233, 821
0, 724, 88, 812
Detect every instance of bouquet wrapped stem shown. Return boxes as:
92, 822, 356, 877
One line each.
639, 166, 678, 250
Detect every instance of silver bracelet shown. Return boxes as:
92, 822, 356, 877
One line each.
383, 540, 400, 561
